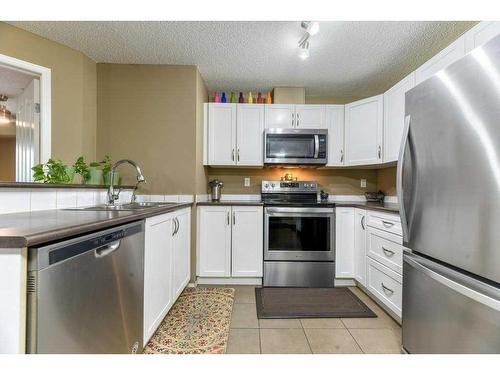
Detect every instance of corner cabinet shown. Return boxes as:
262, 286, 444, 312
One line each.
344, 95, 383, 166
207, 103, 264, 166
197, 205, 263, 279
325, 105, 345, 166
144, 207, 191, 345
383, 72, 415, 162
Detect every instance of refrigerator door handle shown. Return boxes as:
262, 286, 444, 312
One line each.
397, 115, 411, 242
404, 251, 500, 312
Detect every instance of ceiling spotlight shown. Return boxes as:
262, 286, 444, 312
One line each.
0, 94, 11, 125
299, 41, 310, 60
301, 21, 319, 36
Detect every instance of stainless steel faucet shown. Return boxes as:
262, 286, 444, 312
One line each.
107, 159, 146, 205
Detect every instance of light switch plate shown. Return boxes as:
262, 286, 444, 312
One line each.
360, 179, 367, 188
244, 177, 250, 187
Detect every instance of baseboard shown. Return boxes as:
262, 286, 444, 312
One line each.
196, 277, 262, 285
334, 278, 356, 287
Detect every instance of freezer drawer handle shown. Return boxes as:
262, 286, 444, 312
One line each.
382, 246, 395, 257
381, 220, 395, 228
381, 283, 394, 295
94, 240, 121, 258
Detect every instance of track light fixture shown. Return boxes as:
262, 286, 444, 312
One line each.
298, 21, 319, 60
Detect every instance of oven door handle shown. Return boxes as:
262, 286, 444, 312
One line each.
265, 207, 333, 214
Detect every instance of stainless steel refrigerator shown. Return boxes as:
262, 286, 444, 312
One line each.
399, 34, 500, 354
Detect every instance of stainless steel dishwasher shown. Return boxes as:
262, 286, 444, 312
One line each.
27, 221, 144, 354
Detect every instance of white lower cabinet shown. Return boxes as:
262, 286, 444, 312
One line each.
144, 208, 192, 345
366, 226, 403, 274
335, 207, 355, 278
366, 257, 403, 318
197, 205, 263, 279
354, 208, 367, 286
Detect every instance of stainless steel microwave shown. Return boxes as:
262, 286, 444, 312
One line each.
264, 129, 328, 165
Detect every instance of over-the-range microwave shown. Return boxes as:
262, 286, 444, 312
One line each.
264, 128, 328, 165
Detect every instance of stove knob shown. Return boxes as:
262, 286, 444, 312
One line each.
264, 183, 269, 189
271, 183, 275, 188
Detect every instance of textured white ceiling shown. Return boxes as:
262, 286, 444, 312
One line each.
0, 65, 35, 98
9, 21, 475, 97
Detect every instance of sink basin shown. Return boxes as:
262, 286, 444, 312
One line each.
64, 202, 176, 211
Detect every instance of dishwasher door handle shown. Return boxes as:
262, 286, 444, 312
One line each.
95, 240, 122, 258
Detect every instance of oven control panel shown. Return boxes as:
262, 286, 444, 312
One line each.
261, 180, 318, 193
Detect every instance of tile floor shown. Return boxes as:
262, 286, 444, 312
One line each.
222, 285, 402, 354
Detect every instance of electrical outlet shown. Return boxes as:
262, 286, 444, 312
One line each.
244, 177, 250, 187
360, 179, 367, 188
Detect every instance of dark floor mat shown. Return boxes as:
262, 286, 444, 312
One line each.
255, 287, 377, 319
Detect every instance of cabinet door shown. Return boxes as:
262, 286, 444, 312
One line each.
354, 208, 367, 286
264, 104, 294, 129
415, 36, 465, 85
344, 95, 383, 166
144, 213, 174, 344
231, 206, 263, 277
383, 72, 415, 162
294, 105, 326, 129
172, 208, 191, 301
325, 105, 345, 166
465, 21, 500, 53
208, 103, 236, 165
335, 207, 355, 278
236, 104, 264, 166
197, 206, 232, 277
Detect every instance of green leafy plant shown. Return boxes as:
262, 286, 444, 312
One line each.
100, 155, 112, 174
32, 159, 73, 184
73, 156, 90, 181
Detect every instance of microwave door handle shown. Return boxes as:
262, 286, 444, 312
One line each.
314, 135, 319, 159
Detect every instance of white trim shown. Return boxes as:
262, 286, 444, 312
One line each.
0, 53, 51, 164
334, 278, 356, 287
220, 194, 261, 201
196, 277, 262, 285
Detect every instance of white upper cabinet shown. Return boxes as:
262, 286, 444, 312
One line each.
383, 72, 416, 163
335, 207, 355, 278
265, 104, 295, 129
236, 104, 264, 166
208, 103, 237, 165
354, 208, 367, 286
197, 206, 232, 277
345, 95, 383, 166
325, 105, 345, 166
171, 208, 191, 301
415, 36, 466, 85
465, 21, 500, 53
231, 206, 263, 277
294, 105, 326, 129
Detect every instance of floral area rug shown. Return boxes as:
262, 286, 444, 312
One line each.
144, 287, 235, 354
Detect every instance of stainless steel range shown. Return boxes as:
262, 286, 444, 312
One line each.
262, 180, 335, 287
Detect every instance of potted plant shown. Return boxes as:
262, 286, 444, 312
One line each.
73, 156, 90, 184
101, 155, 120, 186
87, 160, 104, 185
32, 159, 74, 184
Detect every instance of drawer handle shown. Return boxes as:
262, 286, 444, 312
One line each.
382, 220, 395, 228
382, 246, 395, 257
381, 283, 394, 295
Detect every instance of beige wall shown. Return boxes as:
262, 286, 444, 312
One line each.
0, 137, 16, 181
97, 63, 209, 194
377, 166, 397, 195
207, 167, 378, 195
0, 22, 97, 164
305, 95, 365, 104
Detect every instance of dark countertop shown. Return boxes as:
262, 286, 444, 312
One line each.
0, 203, 192, 248
334, 201, 399, 213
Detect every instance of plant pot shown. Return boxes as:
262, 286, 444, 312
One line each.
103, 171, 120, 186
64, 166, 75, 184
85, 168, 104, 185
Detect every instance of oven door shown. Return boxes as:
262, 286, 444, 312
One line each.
264, 129, 327, 165
264, 207, 334, 261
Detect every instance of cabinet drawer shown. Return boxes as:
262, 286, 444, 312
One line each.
366, 227, 403, 274
366, 210, 402, 236
366, 258, 402, 318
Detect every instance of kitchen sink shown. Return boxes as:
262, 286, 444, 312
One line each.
63, 202, 176, 211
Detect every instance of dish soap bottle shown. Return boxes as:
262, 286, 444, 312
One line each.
247, 92, 254, 104
221, 92, 227, 103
